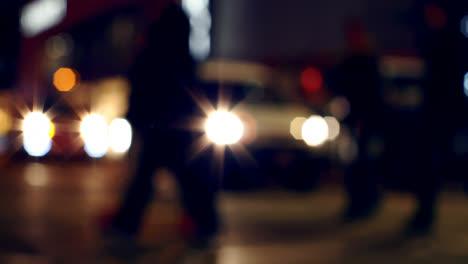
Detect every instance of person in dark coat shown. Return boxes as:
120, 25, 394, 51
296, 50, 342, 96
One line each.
336, 21, 383, 221
108, 1, 219, 247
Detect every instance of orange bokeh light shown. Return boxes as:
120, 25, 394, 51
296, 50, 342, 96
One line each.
53, 67, 78, 92
301, 67, 323, 92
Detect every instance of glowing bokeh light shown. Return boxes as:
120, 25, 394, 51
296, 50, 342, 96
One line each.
290, 117, 307, 140
206, 111, 244, 145
23, 112, 53, 157
53, 67, 78, 92
24, 137, 52, 157
48, 121, 55, 139
80, 114, 109, 158
20, 0, 67, 37
0, 109, 12, 136
182, 0, 209, 16
302, 115, 328, 147
109, 118, 132, 153
25, 163, 49, 187
329, 96, 350, 121
183, 0, 211, 61
464, 72, 468, 97
301, 67, 323, 92
324, 116, 340, 140
462, 15, 468, 38
189, 25, 211, 60
190, 8, 212, 29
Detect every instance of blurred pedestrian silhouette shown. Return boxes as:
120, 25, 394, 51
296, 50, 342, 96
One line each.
405, 0, 468, 233
106, 1, 219, 247
336, 19, 439, 234
0, 2, 21, 89
336, 21, 383, 221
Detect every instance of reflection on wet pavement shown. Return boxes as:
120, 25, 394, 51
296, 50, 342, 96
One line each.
1, 161, 468, 263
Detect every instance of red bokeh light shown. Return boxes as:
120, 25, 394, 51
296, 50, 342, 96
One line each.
301, 67, 323, 92
424, 3, 446, 30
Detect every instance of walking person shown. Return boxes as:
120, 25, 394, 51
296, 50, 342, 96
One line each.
104, 1, 219, 249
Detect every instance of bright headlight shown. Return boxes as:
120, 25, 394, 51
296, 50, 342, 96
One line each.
205, 111, 244, 145
23, 112, 54, 157
302, 115, 328, 147
80, 114, 108, 158
109, 118, 132, 153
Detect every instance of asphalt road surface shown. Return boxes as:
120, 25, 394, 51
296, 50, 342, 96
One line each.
0, 160, 468, 263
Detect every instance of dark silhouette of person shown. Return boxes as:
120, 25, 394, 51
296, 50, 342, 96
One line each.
336, 21, 383, 221
404, 0, 468, 233
0, 2, 22, 89
108, 2, 219, 247
336, 20, 437, 233
338, 6, 465, 233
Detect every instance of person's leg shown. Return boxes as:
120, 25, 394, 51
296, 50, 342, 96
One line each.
111, 131, 158, 235
414, 160, 440, 228
344, 162, 380, 219
405, 128, 440, 235
343, 126, 381, 221
176, 151, 220, 246
406, 168, 438, 235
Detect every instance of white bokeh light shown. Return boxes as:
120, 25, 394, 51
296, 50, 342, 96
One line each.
302, 115, 328, 147
464, 72, 468, 97
182, 0, 209, 16
206, 111, 244, 145
324, 116, 340, 140
20, 0, 67, 37
183, 0, 211, 61
461, 15, 468, 38
109, 118, 132, 153
189, 29, 211, 61
23, 112, 53, 157
190, 8, 212, 30
81, 114, 109, 158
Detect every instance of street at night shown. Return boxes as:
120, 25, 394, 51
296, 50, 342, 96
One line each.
1, 161, 468, 263
2, 0, 468, 263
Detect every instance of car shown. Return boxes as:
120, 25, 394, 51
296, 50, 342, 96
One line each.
13, 0, 144, 160
195, 60, 349, 190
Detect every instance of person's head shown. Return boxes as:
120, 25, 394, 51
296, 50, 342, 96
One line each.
344, 19, 374, 54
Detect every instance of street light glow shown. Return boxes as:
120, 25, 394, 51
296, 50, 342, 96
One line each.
109, 118, 132, 153
206, 111, 244, 145
22, 112, 54, 157
80, 114, 109, 158
20, 0, 67, 37
302, 115, 328, 146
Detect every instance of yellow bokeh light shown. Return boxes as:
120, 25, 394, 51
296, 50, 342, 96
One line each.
0, 109, 12, 136
53, 67, 78, 92
48, 121, 55, 139
290, 117, 307, 140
